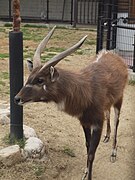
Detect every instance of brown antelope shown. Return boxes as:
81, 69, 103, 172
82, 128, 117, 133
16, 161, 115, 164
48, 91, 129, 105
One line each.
14, 26, 128, 180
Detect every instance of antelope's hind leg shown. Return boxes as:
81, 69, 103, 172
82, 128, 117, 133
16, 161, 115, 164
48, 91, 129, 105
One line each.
103, 110, 111, 143
111, 97, 123, 163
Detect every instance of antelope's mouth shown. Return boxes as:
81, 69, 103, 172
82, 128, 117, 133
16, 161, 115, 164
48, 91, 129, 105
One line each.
14, 96, 33, 106
20, 99, 34, 106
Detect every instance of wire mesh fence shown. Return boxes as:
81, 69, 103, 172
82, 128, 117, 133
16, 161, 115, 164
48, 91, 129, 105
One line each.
0, 0, 98, 25
97, 0, 135, 71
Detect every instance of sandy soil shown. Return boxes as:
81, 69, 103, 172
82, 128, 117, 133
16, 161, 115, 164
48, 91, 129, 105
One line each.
0, 26, 135, 180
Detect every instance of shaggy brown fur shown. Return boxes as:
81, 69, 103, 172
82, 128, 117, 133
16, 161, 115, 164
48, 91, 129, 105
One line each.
15, 50, 128, 180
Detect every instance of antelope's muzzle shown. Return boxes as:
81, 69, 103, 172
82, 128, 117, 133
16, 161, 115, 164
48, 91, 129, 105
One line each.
14, 96, 22, 105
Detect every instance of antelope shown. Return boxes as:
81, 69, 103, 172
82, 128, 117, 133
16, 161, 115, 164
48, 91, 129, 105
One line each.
14, 26, 128, 180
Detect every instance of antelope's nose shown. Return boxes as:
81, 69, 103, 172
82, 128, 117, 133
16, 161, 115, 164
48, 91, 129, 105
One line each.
14, 96, 21, 104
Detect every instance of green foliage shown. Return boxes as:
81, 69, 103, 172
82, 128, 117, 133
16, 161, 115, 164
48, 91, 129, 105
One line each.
3, 134, 26, 149
0, 72, 9, 94
85, 39, 96, 45
62, 146, 76, 157
45, 47, 65, 52
0, 53, 9, 59
23, 24, 47, 28
4, 23, 12, 27
33, 165, 45, 177
0, 28, 5, 32
128, 80, 135, 86
75, 50, 84, 55
0, 72, 9, 79
0, 80, 5, 86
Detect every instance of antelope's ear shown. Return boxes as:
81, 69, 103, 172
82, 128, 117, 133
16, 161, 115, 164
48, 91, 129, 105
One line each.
27, 59, 33, 72
50, 66, 59, 82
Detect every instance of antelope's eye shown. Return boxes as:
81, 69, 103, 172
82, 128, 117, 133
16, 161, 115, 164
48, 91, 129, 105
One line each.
37, 78, 44, 84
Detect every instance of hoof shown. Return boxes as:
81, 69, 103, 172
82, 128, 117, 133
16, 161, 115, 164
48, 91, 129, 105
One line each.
82, 168, 88, 180
110, 148, 117, 163
103, 135, 110, 143
110, 154, 116, 163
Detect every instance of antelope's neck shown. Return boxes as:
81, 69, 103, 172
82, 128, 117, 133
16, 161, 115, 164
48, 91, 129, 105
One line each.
56, 68, 92, 117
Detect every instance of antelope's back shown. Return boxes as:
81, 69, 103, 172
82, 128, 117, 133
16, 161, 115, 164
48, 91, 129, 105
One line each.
88, 50, 128, 109
97, 50, 128, 84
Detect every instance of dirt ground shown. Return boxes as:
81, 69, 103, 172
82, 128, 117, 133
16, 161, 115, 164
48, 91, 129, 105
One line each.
0, 25, 135, 180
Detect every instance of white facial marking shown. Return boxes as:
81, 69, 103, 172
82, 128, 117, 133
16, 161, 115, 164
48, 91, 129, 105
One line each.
43, 85, 47, 91
25, 84, 33, 88
57, 101, 65, 111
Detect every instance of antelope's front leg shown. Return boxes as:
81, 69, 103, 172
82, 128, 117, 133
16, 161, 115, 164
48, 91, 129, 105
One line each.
87, 123, 103, 180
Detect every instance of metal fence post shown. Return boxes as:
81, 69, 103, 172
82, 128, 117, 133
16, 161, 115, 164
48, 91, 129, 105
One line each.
73, 0, 78, 28
9, 0, 12, 21
106, 0, 112, 50
133, 34, 135, 72
96, 0, 104, 53
9, 0, 23, 140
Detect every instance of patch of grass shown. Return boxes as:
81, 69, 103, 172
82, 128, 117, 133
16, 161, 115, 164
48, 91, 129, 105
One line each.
22, 28, 47, 42
0, 72, 9, 79
23, 24, 68, 30
75, 50, 84, 55
85, 39, 96, 45
32, 165, 45, 177
62, 146, 76, 157
0, 53, 9, 59
3, 134, 26, 149
128, 80, 135, 86
24, 47, 65, 61
0, 28, 5, 32
41, 53, 57, 62
0, 80, 5, 86
46, 47, 65, 52
0, 72, 9, 93
4, 23, 12, 27
23, 24, 47, 28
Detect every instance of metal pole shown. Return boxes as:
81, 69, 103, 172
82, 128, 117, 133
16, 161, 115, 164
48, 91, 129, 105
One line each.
9, 0, 12, 21
73, 0, 78, 28
62, 0, 66, 21
96, 0, 104, 53
71, 0, 73, 25
111, 0, 118, 49
9, 0, 23, 140
106, 0, 112, 50
133, 34, 135, 72
47, 0, 49, 22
